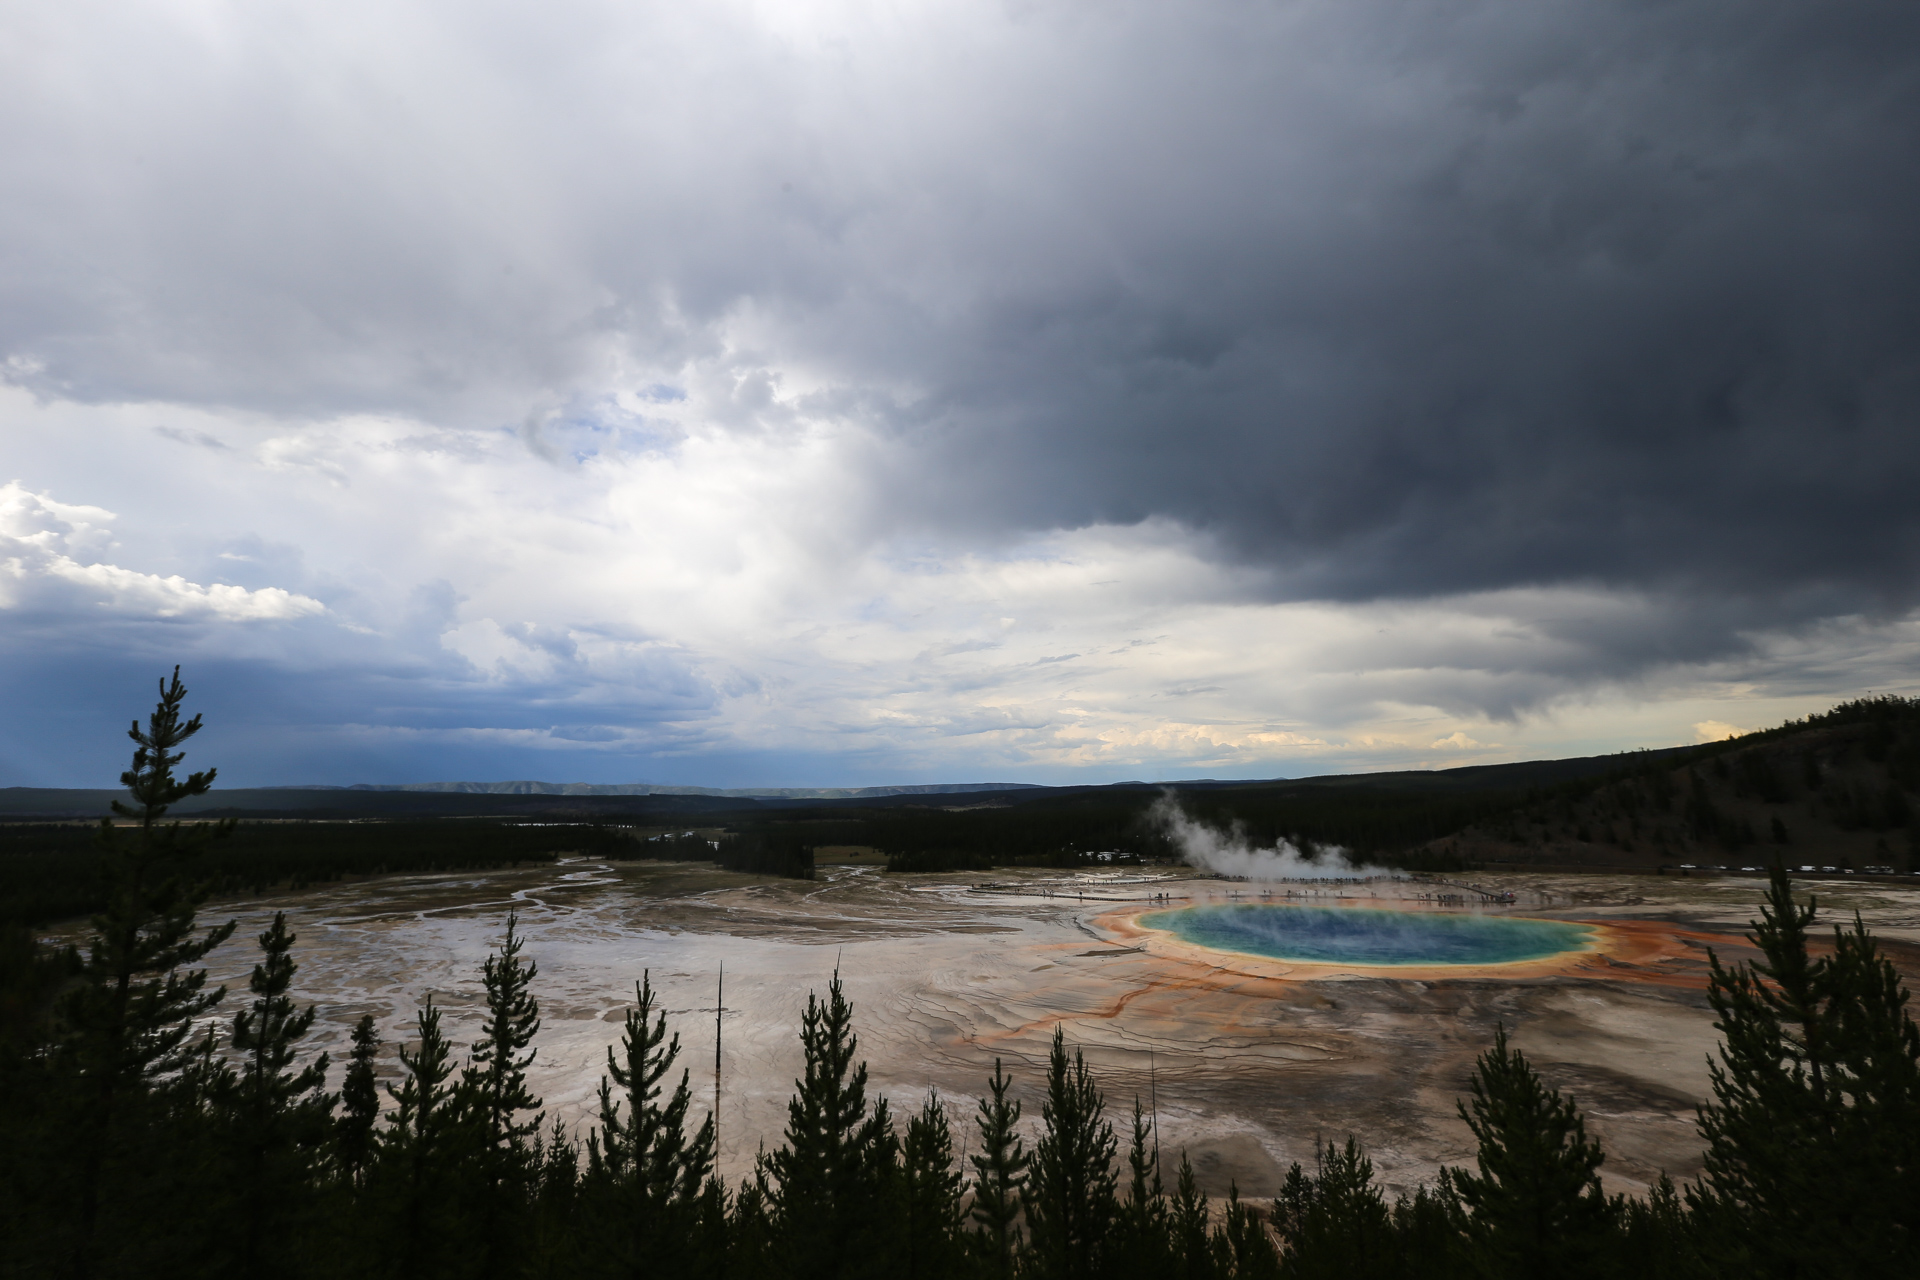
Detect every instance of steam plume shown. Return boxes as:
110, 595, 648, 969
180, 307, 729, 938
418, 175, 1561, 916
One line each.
1150, 793, 1399, 881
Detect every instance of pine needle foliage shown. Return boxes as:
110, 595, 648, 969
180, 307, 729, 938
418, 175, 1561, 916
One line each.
227, 910, 333, 1275
1446, 1025, 1616, 1280
56, 668, 239, 1277
376, 997, 473, 1279
762, 969, 898, 1280
461, 911, 547, 1279
1112, 1098, 1174, 1280
968, 1056, 1030, 1280
231, 912, 328, 1113
1273, 1139, 1397, 1280
586, 970, 716, 1277
335, 1013, 382, 1184
1692, 863, 1920, 1277
1170, 1153, 1216, 1280
902, 1089, 966, 1279
465, 911, 544, 1151
62, 669, 238, 1087
1026, 1026, 1119, 1280
1209, 1183, 1280, 1280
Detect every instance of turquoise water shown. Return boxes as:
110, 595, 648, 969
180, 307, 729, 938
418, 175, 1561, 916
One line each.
1139, 904, 1594, 966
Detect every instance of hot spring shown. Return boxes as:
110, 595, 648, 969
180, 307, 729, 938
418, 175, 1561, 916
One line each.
1139, 903, 1596, 967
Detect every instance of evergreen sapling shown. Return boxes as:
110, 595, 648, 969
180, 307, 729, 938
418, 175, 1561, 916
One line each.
1025, 1026, 1118, 1280
902, 1088, 965, 1279
336, 1013, 382, 1184
228, 911, 333, 1273
1445, 1025, 1615, 1280
588, 970, 716, 1276
969, 1057, 1030, 1280
1692, 863, 1920, 1277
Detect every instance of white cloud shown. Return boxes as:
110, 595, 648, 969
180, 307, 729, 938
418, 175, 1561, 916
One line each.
4, 387, 1918, 786
0, 480, 326, 622
1429, 732, 1487, 750
6, 385, 1920, 786
44, 560, 325, 621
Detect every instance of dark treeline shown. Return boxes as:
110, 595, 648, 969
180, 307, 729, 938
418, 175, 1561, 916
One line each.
0, 814, 825, 931
1452, 696, 1920, 868
1719, 694, 1920, 752
609, 828, 818, 879
5, 674, 1919, 1278
628, 697, 1920, 877
1223, 696, 1920, 872
613, 806, 1148, 875
19, 698, 1911, 923
0, 820, 628, 927
684, 794, 1499, 876
1533, 696, 1919, 816
866, 799, 1164, 871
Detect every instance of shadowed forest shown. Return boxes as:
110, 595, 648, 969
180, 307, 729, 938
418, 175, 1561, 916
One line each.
1431, 697, 1920, 872
2, 678, 1918, 1279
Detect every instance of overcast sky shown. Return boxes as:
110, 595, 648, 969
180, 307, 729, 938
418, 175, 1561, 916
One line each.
4, 0, 1918, 788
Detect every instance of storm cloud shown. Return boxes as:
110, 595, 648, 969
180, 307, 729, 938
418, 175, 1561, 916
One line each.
2, 0, 1916, 784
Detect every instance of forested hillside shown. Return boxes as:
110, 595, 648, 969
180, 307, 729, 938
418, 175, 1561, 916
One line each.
1421, 697, 1920, 873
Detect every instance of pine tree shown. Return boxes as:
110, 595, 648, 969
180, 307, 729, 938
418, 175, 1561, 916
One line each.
1111, 1098, 1173, 1280
587, 971, 716, 1277
729, 1176, 778, 1277
178, 1016, 235, 1109
1618, 1176, 1699, 1280
762, 970, 899, 1280
527, 1119, 586, 1280
1691, 864, 1920, 1277
1445, 1025, 1616, 1280
901, 1089, 965, 1279
389, 997, 460, 1147
227, 911, 333, 1274
462, 912, 545, 1280
465, 912, 543, 1152
1271, 1140, 1395, 1280
1025, 1026, 1118, 1280
968, 1057, 1029, 1280
1388, 1183, 1469, 1280
1169, 1153, 1215, 1280
688, 1171, 733, 1280
374, 997, 474, 1279
58, 668, 238, 1278
335, 1013, 382, 1184
1208, 1182, 1280, 1280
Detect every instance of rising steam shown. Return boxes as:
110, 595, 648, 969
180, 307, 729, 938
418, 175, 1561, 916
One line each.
1149, 793, 1400, 881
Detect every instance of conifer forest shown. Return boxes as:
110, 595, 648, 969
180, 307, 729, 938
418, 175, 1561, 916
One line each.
2, 676, 1917, 1280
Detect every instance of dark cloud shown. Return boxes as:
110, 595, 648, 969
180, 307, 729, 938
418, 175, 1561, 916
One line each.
2, 0, 1917, 777
9, 0, 1908, 614
863, 1, 1920, 618
0, 623, 730, 787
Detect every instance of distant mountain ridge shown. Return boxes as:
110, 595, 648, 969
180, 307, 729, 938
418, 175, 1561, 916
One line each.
285, 780, 1047, 800
0, 751, 1703, 819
